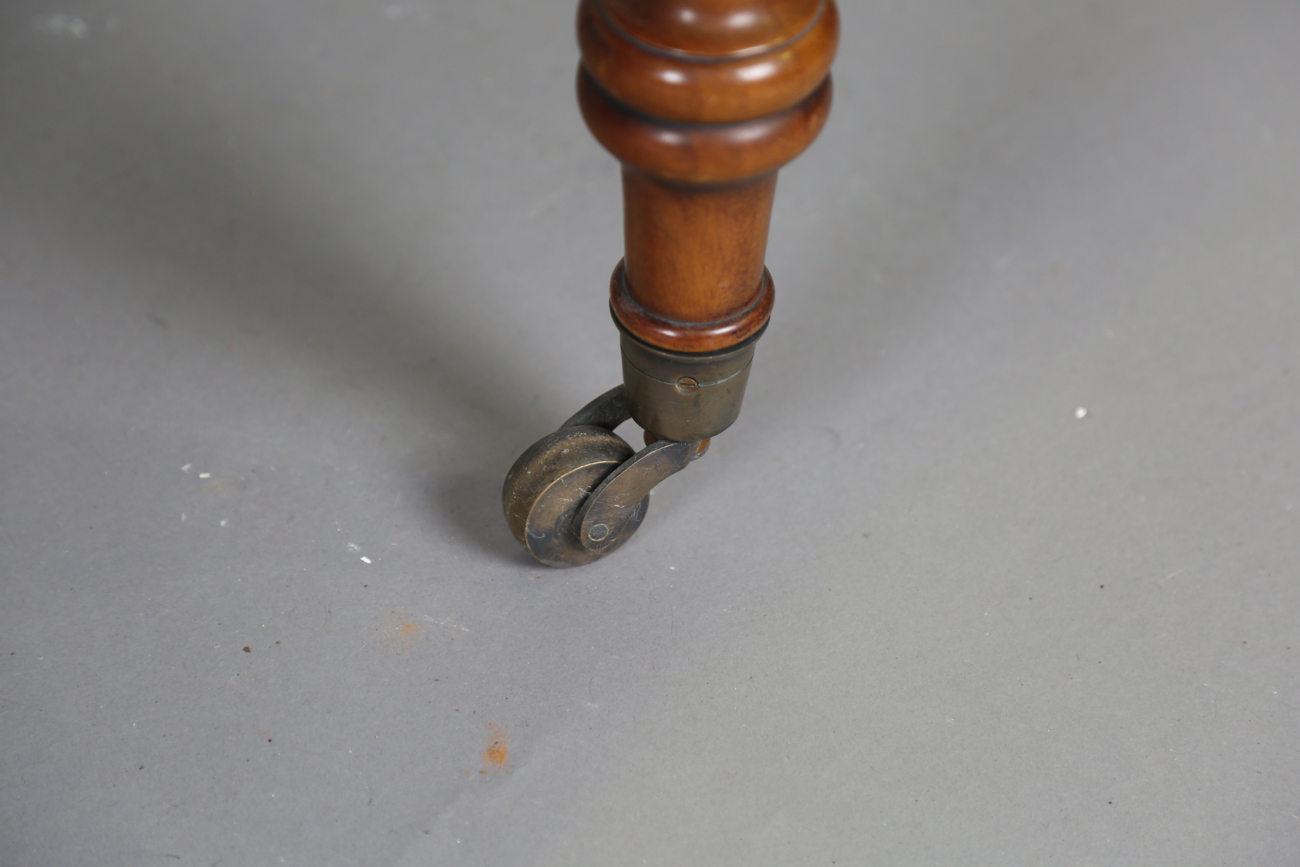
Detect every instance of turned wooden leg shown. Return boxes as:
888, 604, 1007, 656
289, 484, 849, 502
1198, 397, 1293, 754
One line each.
504, 0, 838, 567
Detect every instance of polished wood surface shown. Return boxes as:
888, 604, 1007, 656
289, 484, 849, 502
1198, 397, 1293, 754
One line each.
578, 0, 837, 125
578, 0, 838, 353
619, 170, 775, 328
576, 70, 832, 185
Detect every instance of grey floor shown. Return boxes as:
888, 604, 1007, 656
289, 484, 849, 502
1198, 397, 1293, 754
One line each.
2, 1, 1297, 864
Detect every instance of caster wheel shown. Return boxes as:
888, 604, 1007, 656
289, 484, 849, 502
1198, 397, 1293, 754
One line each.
502, 425, 648, 568
503, 385, 703, 568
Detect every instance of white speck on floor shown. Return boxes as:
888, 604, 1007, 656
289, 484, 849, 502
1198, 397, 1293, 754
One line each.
360, 556, 371, 564
219, 519, 228, 527
347, 542, 361, 552
181, 464, 192, 473
199, 472, 211, 479
1075, 407, 1088, 419
423, 615, 469, 633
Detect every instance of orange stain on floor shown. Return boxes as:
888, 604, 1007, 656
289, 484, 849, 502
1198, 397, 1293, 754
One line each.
482, 722, 509, 772
380, 608, 423, 652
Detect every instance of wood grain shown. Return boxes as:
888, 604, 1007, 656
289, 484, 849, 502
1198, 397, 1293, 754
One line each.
578, 0, 837, 353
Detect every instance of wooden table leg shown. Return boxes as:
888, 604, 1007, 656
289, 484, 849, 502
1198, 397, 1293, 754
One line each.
504, 0, 838, 567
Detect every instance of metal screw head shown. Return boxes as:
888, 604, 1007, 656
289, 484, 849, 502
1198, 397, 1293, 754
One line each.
587, 522, 610, 542
674, 376, 700, 394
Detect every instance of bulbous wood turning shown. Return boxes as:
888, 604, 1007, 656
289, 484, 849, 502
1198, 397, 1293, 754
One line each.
578, 0, 838, 353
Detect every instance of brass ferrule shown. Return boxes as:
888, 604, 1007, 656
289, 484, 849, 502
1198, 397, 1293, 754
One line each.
615, 315, 762, 442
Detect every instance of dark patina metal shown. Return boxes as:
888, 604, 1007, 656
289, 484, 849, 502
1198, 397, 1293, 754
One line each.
615, 315, 763, 443
502, 386, 704, 568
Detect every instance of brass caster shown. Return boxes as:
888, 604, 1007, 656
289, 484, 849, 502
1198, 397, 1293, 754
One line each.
502, 386, 704, 568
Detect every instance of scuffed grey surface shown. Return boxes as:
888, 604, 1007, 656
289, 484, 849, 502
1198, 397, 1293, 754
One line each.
1, 0, 1297, 864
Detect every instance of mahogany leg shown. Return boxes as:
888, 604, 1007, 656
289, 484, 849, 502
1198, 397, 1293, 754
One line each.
504, 0, 838, 567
